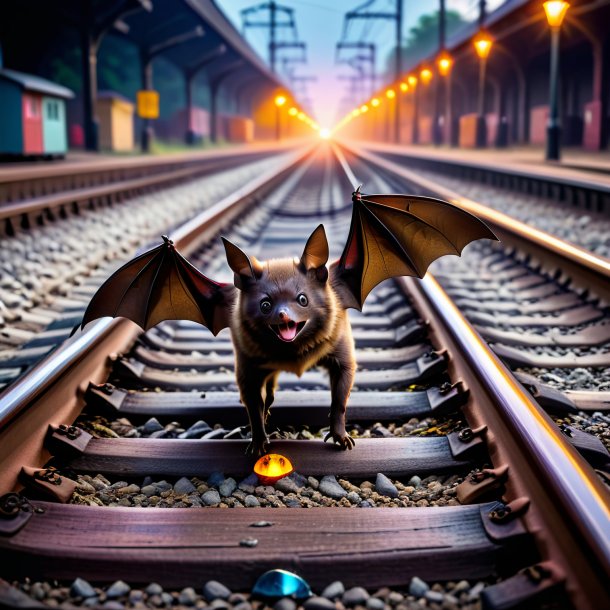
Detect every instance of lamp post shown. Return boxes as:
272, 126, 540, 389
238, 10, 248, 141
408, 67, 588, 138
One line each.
473, 31, 493, 148
408, 75, 418, 144
370, 97, 380, 140
385, 88, 396, 142
543, 1, 570, 160
420, 68, 433, 143
274, 94, 286, 140
436, 51, 453, 145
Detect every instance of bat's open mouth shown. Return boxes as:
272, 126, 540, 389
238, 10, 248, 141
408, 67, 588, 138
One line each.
270, 320, 306, 342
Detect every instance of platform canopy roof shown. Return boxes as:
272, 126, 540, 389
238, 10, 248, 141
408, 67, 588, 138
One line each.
0, 68, 75, 98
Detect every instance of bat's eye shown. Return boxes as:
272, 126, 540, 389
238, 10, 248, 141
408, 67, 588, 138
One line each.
297, 293, 308, 307
260, 299, 272, 314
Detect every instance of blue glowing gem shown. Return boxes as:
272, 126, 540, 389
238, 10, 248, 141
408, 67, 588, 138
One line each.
252, 569, 312, 599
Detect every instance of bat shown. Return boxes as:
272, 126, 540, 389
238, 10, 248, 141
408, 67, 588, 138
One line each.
82, 189, 497, 456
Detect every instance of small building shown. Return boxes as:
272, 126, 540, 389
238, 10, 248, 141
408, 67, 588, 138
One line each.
0, 68, 74, 156
96, 91, 135, 152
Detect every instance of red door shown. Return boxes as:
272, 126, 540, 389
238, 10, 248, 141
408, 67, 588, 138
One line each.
22, 92, 44, 154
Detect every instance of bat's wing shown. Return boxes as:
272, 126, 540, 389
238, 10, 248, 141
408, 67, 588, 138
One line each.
330, 190, 498, 310
81, 236, 233, 335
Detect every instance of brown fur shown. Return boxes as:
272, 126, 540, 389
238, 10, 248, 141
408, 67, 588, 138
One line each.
223, 226, 356, 456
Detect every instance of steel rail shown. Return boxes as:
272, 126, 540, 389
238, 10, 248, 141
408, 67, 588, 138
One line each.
0, 150, 295, 222
0, 145, 313, 430
333, 143, 610, 610
341, 143, 610, 303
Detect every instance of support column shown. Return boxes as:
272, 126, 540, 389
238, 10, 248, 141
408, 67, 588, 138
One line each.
80, 1, 99, 151
140, 55, 154, 152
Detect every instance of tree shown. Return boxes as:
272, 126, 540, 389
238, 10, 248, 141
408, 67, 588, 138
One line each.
384, 10, 467, 77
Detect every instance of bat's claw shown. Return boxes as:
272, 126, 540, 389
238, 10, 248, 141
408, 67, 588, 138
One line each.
245, 435, 270, 457
324, 429, 355, 450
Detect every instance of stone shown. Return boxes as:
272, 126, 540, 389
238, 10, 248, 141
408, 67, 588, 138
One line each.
70, 578, 96, 599
202, 490, 221, 506
210, 600, 231, 610
408, 577, 429, 598
275, 477, 299, 494
154, 480, 172, 493
142, 418, 163, 435
30, 582, 46, 600
145, 583, 163, 596
234, 603, 252, 610
307, 476, 319, 489
346, 491, 361, 504
203, 428, 228, 440
289, 471, 308, 488
366, 598, 386, 610
342, 587, 369, 606
238, 473, 259, 493
102, 602, 124, 609
319, 475, 347, 499
141, 485, 157, 497
106, 581, 130, 598
407, 476, 422, 488
219, 477, 237, 497
274, 598, 297, 610
321, 581, 345, 600
208, 472, 225, 487
174, 477, 196, 495
424, 591, 444, 604
375, 473, 398, 498
179, 420, 212, 439
303, 596, 336, 610
179, 587, 198, 606
203, 580, 231, 601
245, 495, 260, 507
387, 591, 403, 605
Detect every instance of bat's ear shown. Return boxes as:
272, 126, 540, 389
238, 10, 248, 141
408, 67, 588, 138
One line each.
222, 237, 263, 290
300, 224, 329, 282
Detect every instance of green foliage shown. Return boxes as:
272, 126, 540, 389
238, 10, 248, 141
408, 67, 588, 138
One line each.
384, 10, 467, 76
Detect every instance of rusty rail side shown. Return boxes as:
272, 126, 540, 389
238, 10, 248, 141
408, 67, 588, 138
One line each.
332, 143, 610, 610
0, 145, 313, 493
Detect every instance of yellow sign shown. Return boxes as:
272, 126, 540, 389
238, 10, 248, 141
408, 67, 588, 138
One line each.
137, 90, 159, 119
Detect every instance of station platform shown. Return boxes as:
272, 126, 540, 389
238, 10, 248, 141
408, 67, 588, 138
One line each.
0, 140, 303, 182
358, 142, 610, 191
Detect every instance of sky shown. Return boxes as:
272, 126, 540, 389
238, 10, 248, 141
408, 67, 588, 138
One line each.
216, 1, 504, 128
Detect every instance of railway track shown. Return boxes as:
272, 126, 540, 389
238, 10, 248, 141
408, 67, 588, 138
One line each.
0, 146, 301, 390
0, 143, 608, 610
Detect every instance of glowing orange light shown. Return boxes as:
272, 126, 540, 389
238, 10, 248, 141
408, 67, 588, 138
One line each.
274, 95, 287, 107
385, 88, 396, 99
371, 97, 380, 107
399, 82, 408, 92
437, 52, 453, 76
353, 108, 361, 117
254, 453, 294, 484
407, 75, 418, 87
420, 68, 433, 84
360, 104, 369, 113
288, 107, 298, 117
543, 1, 570, 27
297, 112, 305, 121
473, 32, 493, 59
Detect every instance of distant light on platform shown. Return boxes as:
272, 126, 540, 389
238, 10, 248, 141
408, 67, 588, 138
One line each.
297, 112, 305, 121
473, 32, 493, 59
288, 107, 298, 117
407, 75, 418, 87
360, 104, 369, 113
371, 97, 380, 108
385, 88, 396, 99
399, 82, 408, 92
353, 108, 361, 117
274, 95, 287, 107
543, 1, 570, 27
437, 52, 453, 76
420, 68, 433, 84
319, 128, 330, 139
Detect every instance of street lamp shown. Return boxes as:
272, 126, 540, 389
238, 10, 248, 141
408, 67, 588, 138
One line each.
543, 1, 570, 160
436, 51, 454, 146
473, 30, 493, 147
385, 89, 395, 142
274, 94, 287, 140
407, 75, 419, 144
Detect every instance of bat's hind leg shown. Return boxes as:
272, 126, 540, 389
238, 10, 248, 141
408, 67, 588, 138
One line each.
236, 363, 272, 457
264, 372, 279, 424
321, 338, 356, 450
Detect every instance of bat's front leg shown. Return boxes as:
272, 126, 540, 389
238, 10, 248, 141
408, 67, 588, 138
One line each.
322, 330, 356, 450
235, 358, 272, 456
